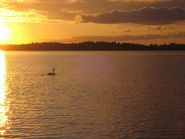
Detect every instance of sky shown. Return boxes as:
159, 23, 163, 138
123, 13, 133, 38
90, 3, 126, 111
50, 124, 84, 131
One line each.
0, 0, 185, 44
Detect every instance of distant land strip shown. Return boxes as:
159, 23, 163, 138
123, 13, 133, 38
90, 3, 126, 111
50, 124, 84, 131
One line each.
1, 42, 185, 51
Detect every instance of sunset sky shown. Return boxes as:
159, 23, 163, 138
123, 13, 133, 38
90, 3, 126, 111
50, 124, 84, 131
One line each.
0, 0, 185, 44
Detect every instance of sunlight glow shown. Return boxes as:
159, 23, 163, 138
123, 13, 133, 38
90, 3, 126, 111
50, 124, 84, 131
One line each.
0, 24, 10, 43
0, 51, 8, 136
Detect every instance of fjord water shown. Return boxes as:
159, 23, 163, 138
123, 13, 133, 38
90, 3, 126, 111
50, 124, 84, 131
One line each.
1, 51, 185, 138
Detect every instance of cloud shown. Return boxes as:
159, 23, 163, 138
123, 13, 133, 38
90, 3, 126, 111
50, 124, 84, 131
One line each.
1, 0, 185, 22
79, 7, 185, 25
71, 32, 185, 42
0, 7, 48, 23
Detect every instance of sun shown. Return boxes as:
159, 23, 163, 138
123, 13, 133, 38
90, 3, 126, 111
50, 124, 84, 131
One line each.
0, 23, 10, 43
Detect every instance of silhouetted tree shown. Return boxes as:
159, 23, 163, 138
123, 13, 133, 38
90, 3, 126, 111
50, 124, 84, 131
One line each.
0, 42, 184, 51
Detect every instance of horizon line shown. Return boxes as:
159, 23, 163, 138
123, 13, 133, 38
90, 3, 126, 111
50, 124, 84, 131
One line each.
1, 41, 185, 46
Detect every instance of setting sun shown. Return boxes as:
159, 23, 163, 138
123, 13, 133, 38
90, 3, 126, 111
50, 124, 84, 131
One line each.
0, 24, 10, 43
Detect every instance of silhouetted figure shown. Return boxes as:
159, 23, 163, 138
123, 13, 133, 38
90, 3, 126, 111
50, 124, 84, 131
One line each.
47, 68, 55, 76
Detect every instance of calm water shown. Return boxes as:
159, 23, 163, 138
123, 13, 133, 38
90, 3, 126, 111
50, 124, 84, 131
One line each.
0, 51, 185, 138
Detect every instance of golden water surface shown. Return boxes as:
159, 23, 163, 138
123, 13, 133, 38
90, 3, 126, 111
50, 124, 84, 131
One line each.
0, 51, 185, 138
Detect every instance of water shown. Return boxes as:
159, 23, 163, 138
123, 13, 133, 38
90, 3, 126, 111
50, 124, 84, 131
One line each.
1, 51, 185, 138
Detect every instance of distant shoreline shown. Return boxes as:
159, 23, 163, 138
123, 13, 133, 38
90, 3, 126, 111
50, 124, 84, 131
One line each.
1, 42, 185, 51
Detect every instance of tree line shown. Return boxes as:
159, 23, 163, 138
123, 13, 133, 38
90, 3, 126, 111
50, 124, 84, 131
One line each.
1, 42, 185, 51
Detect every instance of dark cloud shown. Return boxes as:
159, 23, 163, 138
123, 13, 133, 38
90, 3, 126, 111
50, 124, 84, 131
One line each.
71, 32, 185, 42
2, 0, 185, 21
79, 7, 185, 25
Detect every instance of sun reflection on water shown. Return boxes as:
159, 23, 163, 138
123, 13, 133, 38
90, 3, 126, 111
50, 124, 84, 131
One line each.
0, 50, 8, 137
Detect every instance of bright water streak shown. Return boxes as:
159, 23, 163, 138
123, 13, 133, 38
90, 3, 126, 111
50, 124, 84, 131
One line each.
2, 51, 185, 138
0, 51, 8, 137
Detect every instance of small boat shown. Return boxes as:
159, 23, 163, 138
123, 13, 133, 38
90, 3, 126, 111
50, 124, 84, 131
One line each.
47, 68, 55, 76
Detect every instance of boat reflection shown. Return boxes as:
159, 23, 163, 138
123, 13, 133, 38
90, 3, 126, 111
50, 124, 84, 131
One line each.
0, 51, 8, 136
